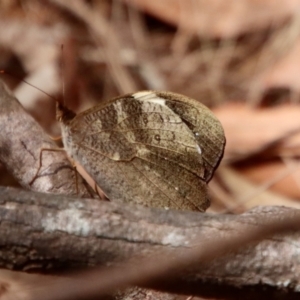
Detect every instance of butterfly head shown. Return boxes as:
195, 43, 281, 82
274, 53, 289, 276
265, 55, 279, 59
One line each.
56, 102, 76, 124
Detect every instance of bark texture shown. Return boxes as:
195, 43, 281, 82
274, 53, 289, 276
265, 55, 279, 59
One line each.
0, 187, 299, 299
0, 79, 93, 197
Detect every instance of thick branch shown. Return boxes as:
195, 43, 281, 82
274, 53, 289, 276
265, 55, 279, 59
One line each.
0, 186, 300, 299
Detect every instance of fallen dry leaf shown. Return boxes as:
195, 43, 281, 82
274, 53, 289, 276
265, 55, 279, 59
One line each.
213, 103, 300, 161
210, 166, 300, 213
238, 159, 300, 200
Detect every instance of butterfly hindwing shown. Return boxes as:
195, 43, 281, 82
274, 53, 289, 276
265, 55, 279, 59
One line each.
155, 91, 225, 182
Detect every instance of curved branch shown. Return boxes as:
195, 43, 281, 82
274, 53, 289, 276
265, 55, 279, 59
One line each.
0, 79, 93, 197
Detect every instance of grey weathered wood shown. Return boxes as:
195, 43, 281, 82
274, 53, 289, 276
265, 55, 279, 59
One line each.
0, 79, 93, 197
0, 186, 300, 299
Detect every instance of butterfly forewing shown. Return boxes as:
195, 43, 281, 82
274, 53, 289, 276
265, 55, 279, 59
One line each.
70, 96, 205, 177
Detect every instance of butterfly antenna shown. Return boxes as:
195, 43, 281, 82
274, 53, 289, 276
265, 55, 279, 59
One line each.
60, 44, 65, 107
0, 70, 57, 101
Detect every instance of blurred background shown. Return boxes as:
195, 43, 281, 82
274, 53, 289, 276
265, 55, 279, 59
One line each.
1, 0, 300, 213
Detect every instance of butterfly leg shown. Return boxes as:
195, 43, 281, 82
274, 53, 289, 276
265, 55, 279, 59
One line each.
29, 148, 92, 197
93, 180, 109, 201
29, 147, 66, 186
48, 134, 62, 142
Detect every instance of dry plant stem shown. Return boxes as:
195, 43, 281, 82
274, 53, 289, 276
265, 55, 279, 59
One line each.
30, 148, 80, 195
114, 288, 186, 300
28, 148, 65, 185
50, 0, 137, 94
0, 272, 181, 300
0, 80, 91, 197
0, 187, 300, 300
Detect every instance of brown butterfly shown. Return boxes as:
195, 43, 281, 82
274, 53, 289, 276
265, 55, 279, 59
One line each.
57, 91, 225, 212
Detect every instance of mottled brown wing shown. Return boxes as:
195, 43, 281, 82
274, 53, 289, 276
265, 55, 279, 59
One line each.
155, 91, 225, 182
61, 91, 222, 211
